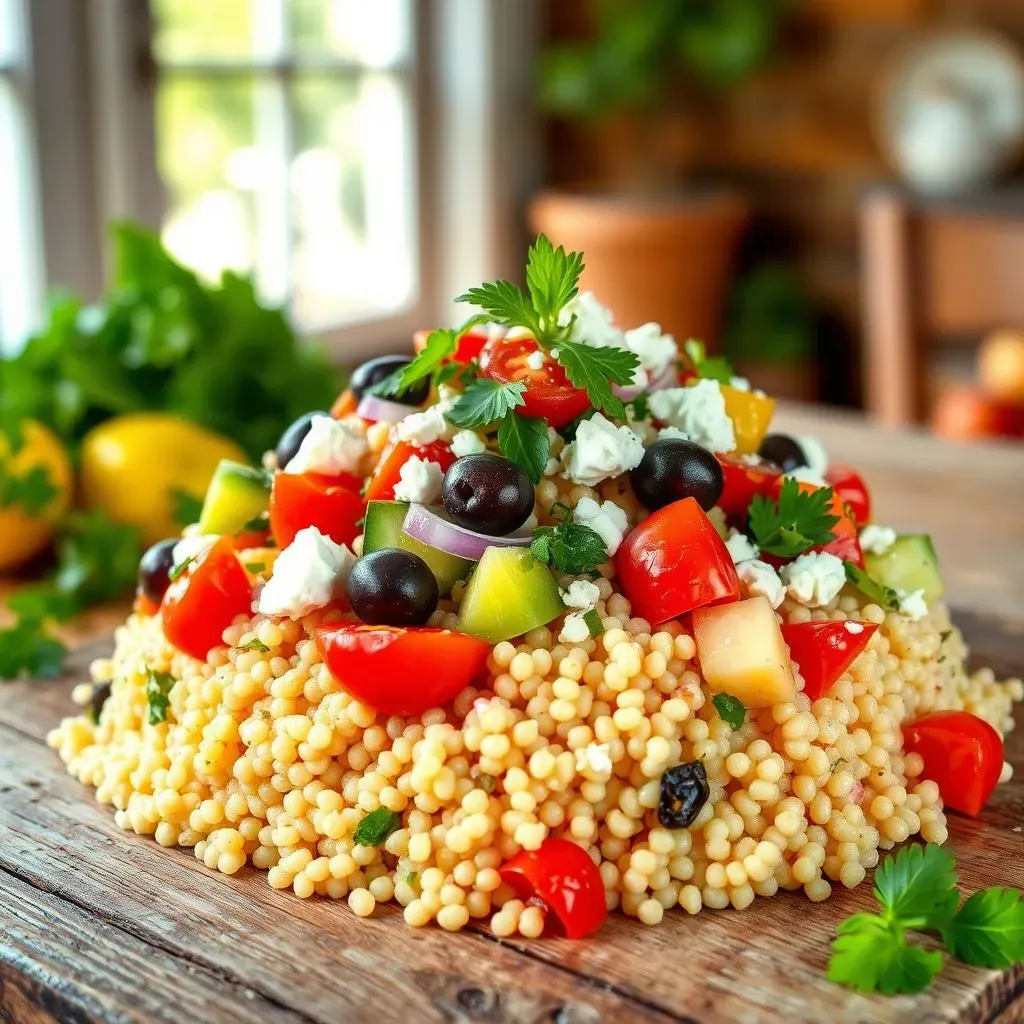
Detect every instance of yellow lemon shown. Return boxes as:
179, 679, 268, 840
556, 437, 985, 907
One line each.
0, 420, 73, 572
81, 413, 249, 546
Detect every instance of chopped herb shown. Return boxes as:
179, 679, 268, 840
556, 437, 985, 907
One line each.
497, 411, 550, 485
530, 505, 608, 576
145, 670, 176, 726
844, 562, 901, 611
353, 807, 401, 847
446, 378, 526, 429
168, 556, 194, 582
625, 393, 650, 422
681, 339, 734, 385
582, 608, 604, 637
747, 478, 839, 557
712, 693, 746, 730
238, 637, 270, 653
939, 629, 953, 643
478, 773, 496, 794
243, 562, 266, 574
403, 870, 420, 887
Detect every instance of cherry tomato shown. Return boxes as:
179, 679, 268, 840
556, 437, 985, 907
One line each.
780, 620, 878, 701
270, 472, 365, 550
825, 464, 871, 526
616, 497, 740, 625
232, 526, 272, 551
414, 327, 491, 364
479, 336, 590, 428
330, 388, 359, 419
162, 537, 253, 661
715, 454, 781, 521
364, 438, 455, 503
315, 624, 490, 716
133, 591, 161, 617
903, 711, 1004, 817
499, 838, 606, 939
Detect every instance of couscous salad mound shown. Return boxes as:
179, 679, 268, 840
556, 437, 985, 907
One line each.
51, 238, 1021, 940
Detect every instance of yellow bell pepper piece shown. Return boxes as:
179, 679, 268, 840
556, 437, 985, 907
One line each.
720, 385, 775, 455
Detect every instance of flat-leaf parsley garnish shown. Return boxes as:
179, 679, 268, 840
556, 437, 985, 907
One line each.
353, 807, 401, 847
497, 411, 550, 485
446, 379, 526, 429
146, 670, 176, 726
530, 504, 608, 576
711, 693, 746, 730
748, 478, 839, 558
681, 338, 734, 385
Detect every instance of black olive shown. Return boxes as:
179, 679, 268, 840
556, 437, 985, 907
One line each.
758, 434, 806, 473
658, 761, 710, 828
346, 549, 439, 627
275, 411, 329, 470
137, 539, 179, 603
442, 454, 534, 536
87, 681, 112, 725
349, 354, 430, 406
630, 439, 723, 512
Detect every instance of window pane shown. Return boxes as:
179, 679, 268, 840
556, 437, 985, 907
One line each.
290, 72, 416, 328
152, 0, 257, 62
288, 0, 410, 67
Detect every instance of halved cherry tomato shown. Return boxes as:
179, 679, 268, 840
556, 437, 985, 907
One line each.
315, 624, 490, 716
479, 336, 590, 429
330, 388, 359, 419
499, 838, 606, 940
781, 620, 878, 701
414, 328, 491, 364
133, 591, 161, 617
616, 497, 740, 625
825, 464, 871, 526
363, 438, 455, 503
716, 454, 781, 521
270, 472, 365, 549
162, 537, 253, 661
903, 710, 1004, 817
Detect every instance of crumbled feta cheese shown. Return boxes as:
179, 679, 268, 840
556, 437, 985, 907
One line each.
393, 456, 444, 504
572, 496, 629, 555
725, 529, 759, 565
450, 430, 487, 458
780, 551, 847, 608
562, 413, 645, 487
562, 292, 625, 350
737, 559, 785, 609
785, 465, 828, 487
648, 380, 736, 453
859, 524, 897, 555
558, 611, 592, 645
395, 404, 452, 444
797, 435, 828, 476
172, 533, 217, 568
844, 621, 865, 635
525, 350, 546, 371
285, 414, 368, 475
897, 588, 928, 620
257, 527, 354, 619
575, 742, 612, 778
561, 579, 601, 611
623, 322, 678, 385
729, 376, 751, 391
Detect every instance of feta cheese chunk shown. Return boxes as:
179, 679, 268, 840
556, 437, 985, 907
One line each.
563, 413, 645, 487
844, 621, 865, 635
558, 611, 592, 645
450, 430, 486, 458
575, 742, 612, 779
172, 533, 217, 568
563, 292, 625, 350
859, 524, 897, 555
395, 404, 452, 444
729, 376, 751, 391
623, 322, 678, 386
258, 527, 354, 619
725, 529, 759, 565
785, 465, 828, 487
648, 380, 736, 453
897, 588, 928, 620
780, 551, 846, 608
737, 559, 785, 609
561, 579, 601, 611
393, 456, 444, 504
525, 350, 546, 371
572, 496, 629, 556
285, 414, 368, 475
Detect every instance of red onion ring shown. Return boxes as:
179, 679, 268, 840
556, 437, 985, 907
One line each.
356, 395, 420, 423
611, 361, 679, 401
402, 504, 532, 562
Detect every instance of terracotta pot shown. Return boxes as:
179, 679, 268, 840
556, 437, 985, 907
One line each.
528, 189, 749, 350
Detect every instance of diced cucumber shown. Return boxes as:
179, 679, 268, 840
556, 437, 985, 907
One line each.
198, 460, 271, 535
864, 534, 944, 602
457, 546, 563, 644
363, 500, 471, 596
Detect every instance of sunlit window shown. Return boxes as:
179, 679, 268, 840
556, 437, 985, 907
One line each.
150, 0, 418, 333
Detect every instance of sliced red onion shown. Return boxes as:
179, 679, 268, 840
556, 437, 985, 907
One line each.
356, 394, 420, 423
650, 362, 679, 391
402, 503, 532, 562
612, 378, 646, 401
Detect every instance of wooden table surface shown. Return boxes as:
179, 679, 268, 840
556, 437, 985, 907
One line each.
1, 407, 1023, 1024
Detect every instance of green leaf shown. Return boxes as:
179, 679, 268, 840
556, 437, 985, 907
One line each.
554, 339, 639, 420
828, 913, 943, 996
446, 379, 526, 429
172, 488, 204, 528
697, 356, 735, 385
530, 522, 608, 576
844, 561, 901, 611
875, 843, 960, 927
712, 693, 746, 730
582, 608, 604, 637
747, 478, 839, 558
169, 557, 193, 582
238, 637, 269, 652
497, 413, 550, 485
944, 887, 1024, 969
525, 234, 584, 337
51, 510, 141, 606
0, 616, 67, 680
457, 281, 541, 339
625, 393, 650, 422
0, 461, 60, 514
146, 670, 176, 726
372, 328, 458, 398
353, 807, 401, 847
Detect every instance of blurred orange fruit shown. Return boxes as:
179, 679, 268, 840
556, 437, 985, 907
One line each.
978, 329, 1024, 404
931, 386, 1024, 442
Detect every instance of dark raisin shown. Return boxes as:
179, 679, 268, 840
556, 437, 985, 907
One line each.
658, 760, 710, 828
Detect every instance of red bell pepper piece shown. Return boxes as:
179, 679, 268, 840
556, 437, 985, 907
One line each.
780, 620, 878, 701
269, 471, 365, 550
825, 464, 871, 526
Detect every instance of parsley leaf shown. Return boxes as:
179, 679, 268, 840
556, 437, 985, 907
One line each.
828, 913, 943, 996
238, 637, 270, 652
748, 479, 839, 558
372, 328, 458, 398
712, 693, 747, 730
353, 807, 401, 847
446, 378, 526, 429
554, 339, 639, 421
944, 887, 1024, 969
582, 608, 604, 637
457, 280, 541, 339
0, 461, 60, 514
530, 511, 608, 575
625, 393, 650, 422
497, 413, 550, 485
171, 488, 204, 527
0, 616, 67, 680
146, 670, 176, 726
681, 339, 735, 385
525, 234, 585, 338
844, 561, 901, 611
875, 842, 959, 927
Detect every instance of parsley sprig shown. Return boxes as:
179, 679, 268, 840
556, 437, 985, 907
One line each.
828, 843, 1024, 995
446, 379, 526, 429
747, 478, 839, 558
145, 669, 176, 726
530, 503, 608, 575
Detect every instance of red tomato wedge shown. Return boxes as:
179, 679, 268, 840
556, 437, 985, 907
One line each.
500, 838, 607, 939
363, 438, 455, 503
903, 711, 1004, 817
615, 497, 740, 625
315, 624, 490, 717
270, 472, 365, 550
716, 454, 781, 522
479, 336, 590, 429
232, 527, 272, 551
133, 591, 161, 617
825, 464, 871, 526
414, 328, 490, 364
162, 537, 253, 661
781, 620, 878, 701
